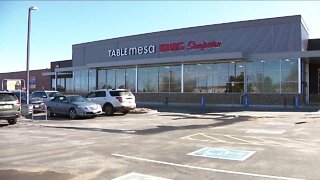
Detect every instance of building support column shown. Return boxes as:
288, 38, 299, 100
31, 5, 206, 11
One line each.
298, 58, 302, 94
135, 65, 138, 93
181, 63, 184, 93
54, 68, 58, 91
244, 60, 248, 94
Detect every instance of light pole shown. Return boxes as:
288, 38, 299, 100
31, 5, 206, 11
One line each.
26, 6, 38, 105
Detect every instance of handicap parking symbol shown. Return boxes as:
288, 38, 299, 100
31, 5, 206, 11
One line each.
188, 147, 256, 161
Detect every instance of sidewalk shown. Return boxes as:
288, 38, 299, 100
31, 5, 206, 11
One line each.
137, 102, 320, 113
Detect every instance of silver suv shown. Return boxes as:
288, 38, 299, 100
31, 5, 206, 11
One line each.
30, 90, 63, 103
0, 91, 21, 125
86, 89, 136, 116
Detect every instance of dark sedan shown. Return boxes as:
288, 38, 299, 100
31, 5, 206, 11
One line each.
45, 95, 102, 119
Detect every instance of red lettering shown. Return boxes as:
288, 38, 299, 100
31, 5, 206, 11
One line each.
188, 40, 222, 51
160, 40, 221, 53
160, 42, 185, 52
160, 44, 170, 52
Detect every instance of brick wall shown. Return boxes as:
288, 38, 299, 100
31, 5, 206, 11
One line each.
0, 69, 51, 92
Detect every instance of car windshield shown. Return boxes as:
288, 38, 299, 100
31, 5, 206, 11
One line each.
48, 92, 63, 97
67, 96, 89, 103
109, 90, 132, 96
0, 93, 17, 102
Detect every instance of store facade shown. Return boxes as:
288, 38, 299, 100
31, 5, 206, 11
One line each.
53, 15, 320, 106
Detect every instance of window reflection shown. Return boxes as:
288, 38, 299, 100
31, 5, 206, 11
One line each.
138, 67, 158, 92
88, 69, 96, 92
247, 59, 298, 93
98, 70, 107, 89
116, 69, 125, 89
159, 66, 181, 92
125, 68, 136, 92
106, 69, 115, 89
71, 58, 298, 94
185, 61, 244, 93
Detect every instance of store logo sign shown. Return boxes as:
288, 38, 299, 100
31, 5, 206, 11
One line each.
159, 40, 222, 53
108, 45, 156, 58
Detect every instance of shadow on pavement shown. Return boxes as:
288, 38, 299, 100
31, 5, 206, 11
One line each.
43, 114, 252, 135
138, 104, 320, 113
0, 169, 75, 180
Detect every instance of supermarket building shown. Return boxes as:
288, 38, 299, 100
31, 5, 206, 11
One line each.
4, 15, 320, 106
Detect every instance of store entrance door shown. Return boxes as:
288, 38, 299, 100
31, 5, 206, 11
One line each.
308, 57, 320, 104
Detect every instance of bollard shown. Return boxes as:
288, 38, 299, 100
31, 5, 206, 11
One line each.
294, 96, 299, 109
164, 96, 168, 107
27, 104, 33, 119
201, 96, 205, 113
244, 95, 249, 109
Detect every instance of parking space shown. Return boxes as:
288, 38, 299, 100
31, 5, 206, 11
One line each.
0, 110, 320, 179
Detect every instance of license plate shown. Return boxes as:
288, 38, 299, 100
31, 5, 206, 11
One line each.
0, 105, 13, 109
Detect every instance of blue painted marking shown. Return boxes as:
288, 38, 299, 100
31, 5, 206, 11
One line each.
188, 147, 255, 161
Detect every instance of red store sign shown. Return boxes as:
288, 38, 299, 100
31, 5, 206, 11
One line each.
160, 40, 222, 52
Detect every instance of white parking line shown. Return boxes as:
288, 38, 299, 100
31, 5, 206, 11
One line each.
198, 133, 226, 142
180, 133, 320, 150
246, 129, 286, 135
112, 153, 304, 180
225, 135, 259, 145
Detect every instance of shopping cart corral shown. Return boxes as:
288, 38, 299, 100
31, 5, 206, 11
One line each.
21, 104, 47, 121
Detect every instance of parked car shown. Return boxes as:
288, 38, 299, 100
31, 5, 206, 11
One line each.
45, 95, 102, 119
30, 90, 62, 103
11, 90, 44, 113
86, 89, 136, 116
0, 91, 21, 125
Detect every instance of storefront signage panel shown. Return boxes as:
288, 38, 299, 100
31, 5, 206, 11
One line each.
160, 40, 222, 52
108, 45, 156, 58
107, 39, 222, 58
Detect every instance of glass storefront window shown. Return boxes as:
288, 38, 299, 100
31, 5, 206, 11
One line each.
81, 70, 89, 93
74, 70, 81, 93
184, 65, 197, 92
247, 59, 298, 93
98, 70, 107, 89
89, 69, 96, 92
98, 68, 136, 91
51, 78, 55, 90
198, 64, 213, 93
212, 63, 229, 93
281, 59, 299, 93
138, 67, 158, 92
158, 65, 181, 92
65, 78, 74, 93
106, 69, 115, 89
125, 68, 136, 92
116, 69, 125, 89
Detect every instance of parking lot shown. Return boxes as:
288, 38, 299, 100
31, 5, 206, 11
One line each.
1, 108, 320, 180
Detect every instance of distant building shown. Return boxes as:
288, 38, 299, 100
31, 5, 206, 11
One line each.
0, 69, 51, 92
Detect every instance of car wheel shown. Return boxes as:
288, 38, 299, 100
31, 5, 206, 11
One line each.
69, 108, 77, 119
47, 107, 54, 117
122, 110, 130, 115
104, 104, 114, 116
7, 118, 17, 125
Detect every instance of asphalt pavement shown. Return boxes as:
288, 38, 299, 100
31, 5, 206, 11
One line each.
0, 108, 320, 180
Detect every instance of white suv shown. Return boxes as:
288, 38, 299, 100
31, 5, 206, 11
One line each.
86, 89, 136, 116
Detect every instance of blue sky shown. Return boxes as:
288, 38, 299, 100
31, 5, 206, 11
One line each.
1, 1, 320, 73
